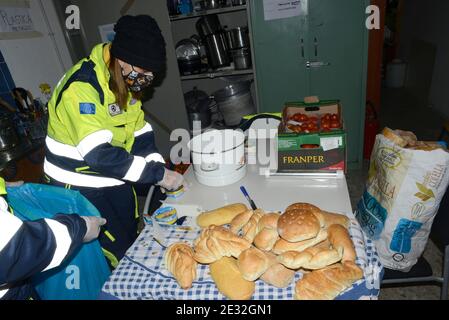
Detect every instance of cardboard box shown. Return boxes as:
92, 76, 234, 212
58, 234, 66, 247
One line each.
277, 99, 347, 173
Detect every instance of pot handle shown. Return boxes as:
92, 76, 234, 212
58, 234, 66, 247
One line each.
238, 114, 282, 132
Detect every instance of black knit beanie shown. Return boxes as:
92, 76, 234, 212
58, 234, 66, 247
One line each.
111, 15, 166, 73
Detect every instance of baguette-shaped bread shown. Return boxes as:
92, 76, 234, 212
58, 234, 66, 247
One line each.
196, 203, 249, 228
230, 210, 254, 234
260, 263, 295, 288
210, 257, 255, 300
272, 229, 328, 255
278, 246, 343, 270
253, 227, 279, 251
295, 261, 364, 300
164, 243, 197, 289
237, 247, 278, 281
193, 225, 251, 264
320, 210, 350, 229
328, 224, 357, 262
242, 209, 265, 242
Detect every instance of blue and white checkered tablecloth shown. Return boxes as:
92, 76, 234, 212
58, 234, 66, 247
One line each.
101, 217, 382, 300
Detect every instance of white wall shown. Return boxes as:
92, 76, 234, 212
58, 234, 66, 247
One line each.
0, 0, 73, 100
399, 0, 449, 117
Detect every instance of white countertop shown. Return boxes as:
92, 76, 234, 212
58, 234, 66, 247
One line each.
163, 164, 353, 217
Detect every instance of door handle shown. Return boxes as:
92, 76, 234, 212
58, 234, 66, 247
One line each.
314, 37, 318, 57
306, 61, 331, 68
300, 38, 304, 58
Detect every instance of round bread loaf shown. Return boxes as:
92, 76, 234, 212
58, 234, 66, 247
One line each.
278, 209, 321, 242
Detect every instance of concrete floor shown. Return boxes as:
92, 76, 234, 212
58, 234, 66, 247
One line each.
346, 87, 446, 300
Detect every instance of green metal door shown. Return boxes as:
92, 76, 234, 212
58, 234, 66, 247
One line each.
250, 1, 309, 112
307, 0, 369, 166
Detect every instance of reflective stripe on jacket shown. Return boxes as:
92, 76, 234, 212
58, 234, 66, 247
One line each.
45, 43, 165, 188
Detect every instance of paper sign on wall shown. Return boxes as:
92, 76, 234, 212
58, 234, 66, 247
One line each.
0, 1, 41, 39
263, 0, 308, 21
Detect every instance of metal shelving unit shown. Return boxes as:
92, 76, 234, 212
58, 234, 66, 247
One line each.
170, 4, 247, 21
180, 68, 253, 80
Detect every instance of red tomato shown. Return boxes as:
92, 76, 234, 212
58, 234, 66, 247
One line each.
322, 113, 331, 121
298, 114, 309, 122
307, 122, 315, 130
301, 144, 320, 149
309, 116, 318, 123
330, 120, 341, 129
331, 114, 339, 121
321, 122, 330, 130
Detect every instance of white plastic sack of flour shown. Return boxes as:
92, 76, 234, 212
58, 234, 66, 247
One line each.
355, 134, 449, 271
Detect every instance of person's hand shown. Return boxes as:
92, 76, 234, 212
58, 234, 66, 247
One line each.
6, 181, 24, 187
157, 168, 184, 191
80, 216, 107, 243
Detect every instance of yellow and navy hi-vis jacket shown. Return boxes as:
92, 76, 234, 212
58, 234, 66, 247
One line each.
0, 178, 86, 300
45, 43, 166, 188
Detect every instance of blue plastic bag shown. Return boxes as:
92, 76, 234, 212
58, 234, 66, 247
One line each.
6, 184, 111, 300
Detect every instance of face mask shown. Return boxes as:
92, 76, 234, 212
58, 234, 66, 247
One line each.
122, 66, 154, 92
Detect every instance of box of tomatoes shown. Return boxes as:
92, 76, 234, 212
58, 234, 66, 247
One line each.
277, 99, 347, 173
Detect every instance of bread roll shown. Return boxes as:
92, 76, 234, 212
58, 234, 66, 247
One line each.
285, 203, 325, 227
381, 127, 407, 147
230, 210, 254, 234
242, 209, 265, 242
328, 224, 357, 262
196, 203, 248, 228
193, 225, 251, 264
278, 209, 321, 242
273, 228, 328, 255
395, 129, 417, 146
257, 213, 280, 230
295, 261, 364, 300
260, 263, 295, 288
253, 227, 279, 251
164, 243, 197, 289
237, 247, 277, 281
210, 257, 255, 300
320, 210, 350, 229
278, 246, 343, 270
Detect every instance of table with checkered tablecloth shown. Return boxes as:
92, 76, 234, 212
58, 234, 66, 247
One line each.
100, 216, 382, 300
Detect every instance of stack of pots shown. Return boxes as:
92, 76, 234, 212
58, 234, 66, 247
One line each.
213, 80, 256, 127
196, 14, 230, 69
225, 26, 251, 70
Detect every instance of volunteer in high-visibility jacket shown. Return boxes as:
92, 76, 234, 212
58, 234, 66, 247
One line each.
0, 178, 106, 300
44, 15, 184, 268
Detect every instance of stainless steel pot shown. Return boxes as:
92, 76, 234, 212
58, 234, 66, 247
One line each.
0, 115, 19, 151
231, 47, 252, 70
213, 81, 256, 126
196, 14, 222, 38
184, 88, 216, 129
198, 0, 227, 9
226, 27, 249, 49
204, 32, 230, 69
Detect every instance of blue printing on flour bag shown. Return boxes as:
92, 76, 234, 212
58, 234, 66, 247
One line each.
355, 190, 388, 240
389, 218, 423, 253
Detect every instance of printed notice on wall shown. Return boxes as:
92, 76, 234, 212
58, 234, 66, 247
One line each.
0, 1, 41, 39
263, 0, 308, 21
